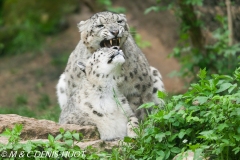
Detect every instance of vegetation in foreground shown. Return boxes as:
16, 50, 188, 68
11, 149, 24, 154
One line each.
1, 67, 239, 160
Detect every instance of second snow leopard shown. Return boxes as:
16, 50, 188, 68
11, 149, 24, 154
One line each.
59, 47, 138, 140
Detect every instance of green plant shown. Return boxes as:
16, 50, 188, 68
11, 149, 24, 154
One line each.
97, 0, 126, 13
145, 0, 240, 82
15, 94, 28, 106
1, 124, 23, 144
0, 125, 110, 160
38, 105, 61, 122
1, 67, 239, 159
37, 94, 51, 110
0, 0, 78, 56
0, 106, 36, 118
130, 27, 151, 49
116, 67, 240, 159
171, 16, 240, 80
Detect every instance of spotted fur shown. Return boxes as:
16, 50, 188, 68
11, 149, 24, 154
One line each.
59, 48, 138, 140
56, 11, 165, 121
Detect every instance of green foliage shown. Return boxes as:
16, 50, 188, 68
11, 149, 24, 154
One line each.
1, 92, 60, 121
1, 124, 23, 144
38, 105, 61, 122
145, 0, 240, 81
116, 67, 240, 159
0, 104, 60, 122
97, 0, 126, 13
171, 16, 240, 79
0, 0, 78, 56
0, 125, 111, 159
0, 106, 36, 118
0, 69, 239, 159
37, 94, 51, 110
130, 27, 151, 49
15, 94, 28, 106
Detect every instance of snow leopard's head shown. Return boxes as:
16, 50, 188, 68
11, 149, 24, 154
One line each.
78, 11, 129, 52
77, 47, 125, 85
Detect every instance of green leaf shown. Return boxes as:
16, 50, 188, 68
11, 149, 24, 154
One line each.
23, 141, 32, 152
168, 134, 178, 142
221, 139, 230, 145
0, 128, 11, 137
185, 0, 203, 6
233, 135, 240, 141
233, 147, 240, 154
59, 128, 65, 134
178, 129, 186, 139
55, 134, 63, 141
163, 113, 172, 119
237, 127, 240, 134
216, 83, 232, 93
157, 91, 167, 99
197, 68, 207, 80
14, 124, 23, 134
199, 130, 214, 139
155, 133, 165, 142
217, 123, 228, 131
65, 139, 73, 146
124, 136, 134, 143
48, 134, 55, 143
165, 149, 171, 159
193, 96, 208, 105
228, 83, 237, 93
189, 144, 201, 150
63, 131, 72, 139
165, 131, 171, 136
170, 147, 181, 153
172, 95, 183, 101
72, 133, 80, 141
144, 6, 160, 14
156, 151, 165, 160
138, 102, 155, 109
194, 149, 203, 159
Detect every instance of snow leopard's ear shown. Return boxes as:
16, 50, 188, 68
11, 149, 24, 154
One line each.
77, 61, 86, 74
77, 19, 90, 33
119, 14, 129, 31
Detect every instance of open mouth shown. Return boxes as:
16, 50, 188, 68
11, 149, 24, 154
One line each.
100, 38, 121, 48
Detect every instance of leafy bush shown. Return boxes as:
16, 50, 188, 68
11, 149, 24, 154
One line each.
0, 0, 78, 56
0, 124, 110, 160
170, 16, 240, 79
117, 67, 240, 159
145, 0, 240, 81
1, 68, 239, 159
97, 0, 126, 13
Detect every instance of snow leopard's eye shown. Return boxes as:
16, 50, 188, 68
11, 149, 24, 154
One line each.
96, 24, 104, 28
117, 20, 123, 24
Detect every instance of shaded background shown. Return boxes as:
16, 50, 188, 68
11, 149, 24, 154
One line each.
0, 0, 239, 121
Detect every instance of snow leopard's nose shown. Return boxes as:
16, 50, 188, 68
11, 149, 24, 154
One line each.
110, 30, 119, 37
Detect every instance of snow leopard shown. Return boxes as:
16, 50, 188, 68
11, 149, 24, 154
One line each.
59, 47, 138, 140
57, 11, 165, 120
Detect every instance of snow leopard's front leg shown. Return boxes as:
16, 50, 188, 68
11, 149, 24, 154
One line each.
56, 73, 68, 109
127, 115, 139, 138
